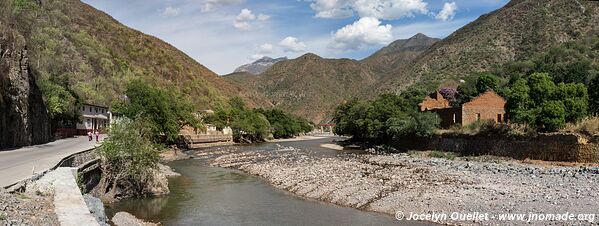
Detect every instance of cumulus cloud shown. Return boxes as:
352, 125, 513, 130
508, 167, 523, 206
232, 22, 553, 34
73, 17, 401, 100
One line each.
161, 6, 180, 17
330, 17, 393, 50
202, 0, 244, 12
280, 37, 307, 53
257, 43, 274, 54
233, 8, 270, 30
436, 2, 457, 21
310, 0, 428, 20
249, 43, 274, 60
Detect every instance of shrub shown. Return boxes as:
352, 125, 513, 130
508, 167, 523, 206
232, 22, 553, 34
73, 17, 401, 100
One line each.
537, 101, 566, 132
333, 92, 440, 144
563, 117, 599, 136
96, 119, 160, 200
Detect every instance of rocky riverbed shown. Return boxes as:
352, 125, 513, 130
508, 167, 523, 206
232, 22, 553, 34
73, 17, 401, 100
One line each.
209, 145, 599, 225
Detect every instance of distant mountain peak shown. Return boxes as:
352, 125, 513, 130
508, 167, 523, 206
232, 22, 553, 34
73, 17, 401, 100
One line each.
233, 56, 288, 75
411, 33, 429, 38
299, 53, 322, 59
361, 33, 439, 73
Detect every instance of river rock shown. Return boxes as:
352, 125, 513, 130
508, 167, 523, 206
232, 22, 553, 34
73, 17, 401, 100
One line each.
84, 194, 109, 226
111, 212, 158, 226
158, 164, 181, 177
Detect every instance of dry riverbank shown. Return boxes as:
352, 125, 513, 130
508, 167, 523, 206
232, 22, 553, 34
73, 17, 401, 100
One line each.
0, 191, 59, 225
210, 145, 599, 225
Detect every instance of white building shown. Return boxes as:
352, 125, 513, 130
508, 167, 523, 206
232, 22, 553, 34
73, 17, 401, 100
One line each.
76, 104, 109, 134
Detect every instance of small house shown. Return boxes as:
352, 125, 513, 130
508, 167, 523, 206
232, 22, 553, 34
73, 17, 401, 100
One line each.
76, 104, 109, 134
420, 90, 506, 128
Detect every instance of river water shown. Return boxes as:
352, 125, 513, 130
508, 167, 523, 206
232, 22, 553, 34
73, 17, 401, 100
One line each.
105, 137, 429, 226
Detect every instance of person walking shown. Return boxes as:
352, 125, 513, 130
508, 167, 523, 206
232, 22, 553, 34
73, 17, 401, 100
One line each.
87, 131, 92, 141
95, 130, 100, 142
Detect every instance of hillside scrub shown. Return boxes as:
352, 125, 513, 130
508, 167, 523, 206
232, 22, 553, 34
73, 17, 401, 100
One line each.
563, 117, 599, 136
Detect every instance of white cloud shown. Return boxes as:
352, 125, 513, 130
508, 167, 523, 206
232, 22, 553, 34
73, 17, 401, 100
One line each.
201, 0, 244, 12
330, 17, 392, 50
233, 9, 270, 30
250, 54, 265, 60
249, 43, 274, 60
257, 13, 271, 21
436, 2, 457, 21
310, 0, 428, 20
161, 6, 180, 17
258, 43, 274, 54
310, 0, 354, 19
280, 37, 307, 53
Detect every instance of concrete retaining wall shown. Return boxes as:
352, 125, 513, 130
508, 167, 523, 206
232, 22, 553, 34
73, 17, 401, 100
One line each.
394, 133, 599, 163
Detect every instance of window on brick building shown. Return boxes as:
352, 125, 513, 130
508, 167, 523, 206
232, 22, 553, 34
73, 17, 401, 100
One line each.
476, 113, 481, 121
497, 114, 502, 123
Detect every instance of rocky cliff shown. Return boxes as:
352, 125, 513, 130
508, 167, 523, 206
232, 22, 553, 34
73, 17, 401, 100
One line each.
0, 25, 51, 148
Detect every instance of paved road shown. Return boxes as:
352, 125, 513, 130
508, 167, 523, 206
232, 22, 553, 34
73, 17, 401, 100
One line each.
0, 136, 103, 188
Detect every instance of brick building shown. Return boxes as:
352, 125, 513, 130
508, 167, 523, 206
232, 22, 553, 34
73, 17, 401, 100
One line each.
420, 90, 506, 128
419, 91, 451, 111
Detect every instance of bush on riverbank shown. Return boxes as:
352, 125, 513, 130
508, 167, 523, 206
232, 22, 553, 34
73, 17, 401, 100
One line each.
206, 97, 313, 142
333, 93, 440, 144
257, 109, 313, 139
95, 119, 166, 202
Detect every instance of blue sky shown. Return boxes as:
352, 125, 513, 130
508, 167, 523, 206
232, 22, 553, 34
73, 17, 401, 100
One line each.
82, 0, 509, 75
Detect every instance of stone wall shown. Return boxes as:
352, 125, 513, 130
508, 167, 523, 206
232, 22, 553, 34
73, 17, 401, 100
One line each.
394, 133, 599, 163
0, 24, 51, 148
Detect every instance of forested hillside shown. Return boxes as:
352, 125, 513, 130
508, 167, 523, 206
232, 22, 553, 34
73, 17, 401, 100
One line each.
0, 0, 271, 125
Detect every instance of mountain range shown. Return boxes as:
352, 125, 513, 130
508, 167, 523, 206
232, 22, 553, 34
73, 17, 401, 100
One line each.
233, 57, 288, 75
227, 0, 599, 123
2, 0, 597, 126
225, 33, 438, 123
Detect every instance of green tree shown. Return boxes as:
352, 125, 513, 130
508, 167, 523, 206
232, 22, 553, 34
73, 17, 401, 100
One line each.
506, 72, 588, 131
527, 72, 556, 104
261, 109, 312, 139
537, 101, 566, 132
206, 97, 272, 143
506, 78, 535, 124
475, 73, 499, 93
556, 83, 588, 122
456, 73, 500, 105
333, 91, 439, 144
231, 110, 270, 142
116, 79, 199, 142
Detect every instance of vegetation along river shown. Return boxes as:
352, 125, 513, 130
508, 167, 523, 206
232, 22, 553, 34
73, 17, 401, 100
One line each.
105, 137, 432, 226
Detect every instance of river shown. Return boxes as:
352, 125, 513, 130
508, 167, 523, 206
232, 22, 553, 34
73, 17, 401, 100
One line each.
105, 137, 430, 226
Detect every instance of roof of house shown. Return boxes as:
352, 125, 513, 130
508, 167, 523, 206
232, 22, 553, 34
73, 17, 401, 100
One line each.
83, 103, 109, 109
463, 90, 506, 108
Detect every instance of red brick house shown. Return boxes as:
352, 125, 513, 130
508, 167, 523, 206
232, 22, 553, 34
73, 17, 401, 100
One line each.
418, 91, 451, 111
420, 90, 507, 128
